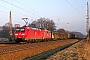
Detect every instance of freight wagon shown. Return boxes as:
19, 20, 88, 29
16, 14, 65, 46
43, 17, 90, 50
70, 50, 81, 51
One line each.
52, 31, 68, 40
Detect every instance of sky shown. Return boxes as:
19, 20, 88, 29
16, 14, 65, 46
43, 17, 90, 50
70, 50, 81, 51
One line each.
0, 0, 90, 35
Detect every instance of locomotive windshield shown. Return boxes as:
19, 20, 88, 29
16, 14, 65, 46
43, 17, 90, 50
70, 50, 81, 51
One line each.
20, 29, 25, 32
15, 28, 25, 32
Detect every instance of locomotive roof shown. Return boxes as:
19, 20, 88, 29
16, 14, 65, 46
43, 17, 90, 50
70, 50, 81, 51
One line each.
31, 27, 39, 30
15, 26, 50, 31
30, 27, 46, 30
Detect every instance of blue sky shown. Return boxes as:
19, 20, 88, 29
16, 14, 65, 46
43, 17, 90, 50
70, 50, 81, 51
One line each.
0, 0, 90, 34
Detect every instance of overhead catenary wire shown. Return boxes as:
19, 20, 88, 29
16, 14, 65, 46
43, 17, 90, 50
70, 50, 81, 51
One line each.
66, 0, 85, 17
1, 0, 41, 17
0, 5, 34, 18
14, 0, 46, 17
2, 0, 86, 23
0, 11, 21, 22
0, 0, 44, 26
0, 10, 30, 26
0, 10, 23, 18
49, 4, 86, 18
0, 10, 9, 14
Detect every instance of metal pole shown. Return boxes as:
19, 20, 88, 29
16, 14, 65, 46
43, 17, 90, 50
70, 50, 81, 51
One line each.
9, 11, 13, 41
86, 2, 89, 41
51, 20, 52, 39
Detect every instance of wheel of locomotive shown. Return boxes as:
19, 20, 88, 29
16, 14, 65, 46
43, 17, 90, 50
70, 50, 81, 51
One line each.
15, 40, 20, 43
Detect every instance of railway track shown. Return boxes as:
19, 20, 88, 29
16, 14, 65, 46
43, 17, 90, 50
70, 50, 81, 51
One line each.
24, 41, 79, 60
0, 39, 78, 60
0, 40, 62, 55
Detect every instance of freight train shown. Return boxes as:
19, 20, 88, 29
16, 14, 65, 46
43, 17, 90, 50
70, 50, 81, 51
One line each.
14, 26, 78, 42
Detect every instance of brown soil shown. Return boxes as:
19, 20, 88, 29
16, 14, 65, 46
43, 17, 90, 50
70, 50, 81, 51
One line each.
47, 40, 90, 60
0, 39, 77, 60
0, 44, 7, 47
81, 40, 90, 60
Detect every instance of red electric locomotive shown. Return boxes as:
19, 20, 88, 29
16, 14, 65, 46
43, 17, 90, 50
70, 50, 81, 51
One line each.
14, 26, 51, 42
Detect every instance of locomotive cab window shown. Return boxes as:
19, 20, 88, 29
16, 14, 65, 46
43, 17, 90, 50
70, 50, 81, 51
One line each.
20, 29, 25, 32
15, 28, 25, 32
15, 29, 20, 32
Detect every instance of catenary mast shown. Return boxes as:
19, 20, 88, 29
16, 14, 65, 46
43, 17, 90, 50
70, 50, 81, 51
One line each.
86, 2, 89, 41
9, 11, 13, 41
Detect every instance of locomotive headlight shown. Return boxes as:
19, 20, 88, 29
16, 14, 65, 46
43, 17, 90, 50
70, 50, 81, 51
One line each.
22, 34, 25, 35
15, 34, 18, 35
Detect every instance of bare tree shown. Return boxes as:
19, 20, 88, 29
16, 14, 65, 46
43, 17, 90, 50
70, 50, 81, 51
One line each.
28, 17, 56, 31
0, 22, 14, 38
0, 23, 9, 38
